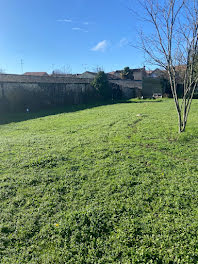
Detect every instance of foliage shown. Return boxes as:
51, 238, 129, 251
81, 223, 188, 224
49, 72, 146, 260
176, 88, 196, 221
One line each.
0, 99, 198, 263
91, 71, 112, 99
121, 67, 134, 80
121, 67, 130, 79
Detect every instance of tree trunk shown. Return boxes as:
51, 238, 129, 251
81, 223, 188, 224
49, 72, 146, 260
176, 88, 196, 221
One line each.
178, 111, 184, 133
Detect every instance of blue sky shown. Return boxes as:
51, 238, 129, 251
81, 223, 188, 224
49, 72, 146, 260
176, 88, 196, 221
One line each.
0, 0, 145, 74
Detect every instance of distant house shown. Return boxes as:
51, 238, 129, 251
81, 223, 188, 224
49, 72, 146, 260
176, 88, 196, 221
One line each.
78, 70, 142, 99
132, 68, 147, 80
146, 68, 166, 78
79, 71, 97, 79
145, 70, 153, 76
145, 66, 188, 97
79, 68, 171, 99
140, 68, 167, 98
109, 67, 146, 81
174, 65, 187, 84
108, 70, 123, 79
108, 68, 144, 98
147, 66, 187, 80
174, 65, 198, 98
23, 72, 49, 76
51, 73, 80, 78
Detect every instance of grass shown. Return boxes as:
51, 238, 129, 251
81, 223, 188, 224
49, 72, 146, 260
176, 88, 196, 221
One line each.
0, 99, 198, 263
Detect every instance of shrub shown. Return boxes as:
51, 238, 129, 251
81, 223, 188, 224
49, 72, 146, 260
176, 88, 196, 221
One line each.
92, 71, 112, 100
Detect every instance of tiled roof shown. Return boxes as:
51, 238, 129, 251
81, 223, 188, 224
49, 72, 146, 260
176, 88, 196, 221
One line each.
107, 73, 122, 80
109, 68, 145, 75
132, 68, 145, 72
83, 71, 97, 75
23, 72, 48, 76
175, 65, 187, 71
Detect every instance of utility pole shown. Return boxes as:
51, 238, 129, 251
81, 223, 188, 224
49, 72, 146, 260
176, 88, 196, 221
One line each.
20, 59, 24, 74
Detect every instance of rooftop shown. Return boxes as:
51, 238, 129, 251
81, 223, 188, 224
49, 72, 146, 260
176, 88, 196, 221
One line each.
23, 72, 49, 76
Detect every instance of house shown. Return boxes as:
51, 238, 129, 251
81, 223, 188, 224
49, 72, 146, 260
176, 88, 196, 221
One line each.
79, 70, 142, 99
51, 73, 80, 78
108, 70, 123, 79
143, 68, 170, 98
132, 68, 147, 80
146, 68, 166, 78
147, 66, 187, 80
23, 72, 49, 76
108, 67, 146, 81
77, 68, 169, 99
108, 69, 144, 98
145, 66, 190, 98
78, 71, 97, 79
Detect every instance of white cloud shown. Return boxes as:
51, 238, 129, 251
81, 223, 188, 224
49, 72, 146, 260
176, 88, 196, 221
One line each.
119, 37, 128, 47
83, 22, 89, 25
72, 27, 88, 33
91, 40, 109, 52
72, 27, 82, 30
57, 19, 72, 23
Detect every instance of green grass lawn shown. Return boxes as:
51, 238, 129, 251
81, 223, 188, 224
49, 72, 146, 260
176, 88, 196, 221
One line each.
0, 99, 198, 263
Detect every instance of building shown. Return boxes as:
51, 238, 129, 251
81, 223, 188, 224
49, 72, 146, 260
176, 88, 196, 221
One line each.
79, 70, 143, 99
146, 68, 166, 78
23, 72, 49, 76
109, 67, 146, 81
78, 71, 97, 79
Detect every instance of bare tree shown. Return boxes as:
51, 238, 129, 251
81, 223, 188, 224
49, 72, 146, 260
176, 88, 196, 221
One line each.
51, 65, 72, 76
136, 0, 198, 132
92, 65, 104, 73
0, 68, 5, 74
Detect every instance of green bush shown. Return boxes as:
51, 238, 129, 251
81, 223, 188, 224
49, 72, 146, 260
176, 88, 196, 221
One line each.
92, 71, 112, 100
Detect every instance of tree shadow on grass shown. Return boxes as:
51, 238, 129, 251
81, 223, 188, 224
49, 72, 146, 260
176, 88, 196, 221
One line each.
0, 99, 163, 125
122, 99, 163, 104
